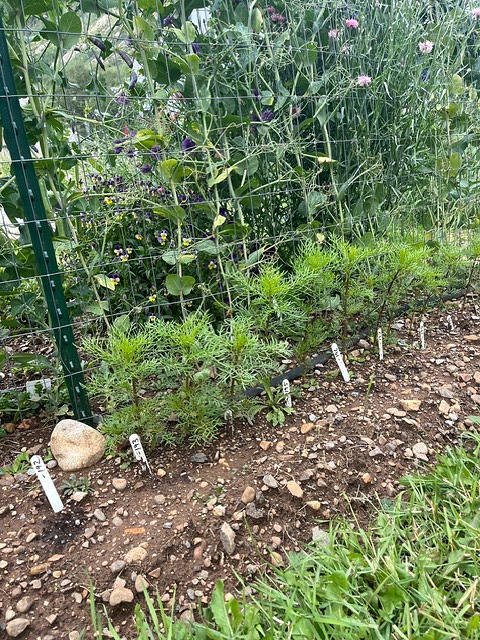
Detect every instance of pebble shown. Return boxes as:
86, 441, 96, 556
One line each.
154, 494, 166, 505
191, 453, 208, 464
262, 475, 278, 489
219, 522, 236, 555
361, 473, 372, 484
93, 509, 106, 522
6, 618, 30, 637
109, 586, 134, 606
110, 560, 126, 574
270, 552, 283, 567
286, 480, 303, 498
112, 478, 127, 491
306, 500, 321, 510
437, 386, 455, 399
301, 423, 315, 434
412, 442, 429, 461
124, 546, 148, 563
312, 527, 330, 546
240, 486, 256, 504
399, 399, 422, 412
134, 575, 149, 593
16, 596, 33, 614
369, 447, 383, 458
245, 503, 265, 519
439, 400, 450, 415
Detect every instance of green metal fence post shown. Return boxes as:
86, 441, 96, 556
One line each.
0, 17, 92, 424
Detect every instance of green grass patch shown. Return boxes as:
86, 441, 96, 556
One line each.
92, 431, 480, 639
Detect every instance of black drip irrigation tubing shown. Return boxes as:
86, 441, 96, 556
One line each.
243, 288, 471, 399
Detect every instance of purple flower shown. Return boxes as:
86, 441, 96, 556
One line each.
191, 43, 201, 54
356, 75, 372, 87
116, 92, 130, 106
182, 137, 196, 153
150, 145, 163, 159
345, 18, 359, 28
113, 146, 123, 154
140, 164, 152, 174
261, 109, 274, 122
163, 13, 175, 27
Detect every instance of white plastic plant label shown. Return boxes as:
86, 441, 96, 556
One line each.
447, 315, 454, 331
224, 410, 233, 427
282, 378, 292, 408
331, 343, 350, 382
30, 455, 64, 513
419, 321, 425, 350
26, 378, 51, 398
129, 433, 152, 474
377, 328, 384, 361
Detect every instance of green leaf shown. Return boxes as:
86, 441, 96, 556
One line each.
58, 12, 82, 49
0, 351, 6, 369
159, 159, 189, 184
165, 275, 195, 296
153, 205, 186, 224
194, 239, 217, 255
184, 53, 200, 75
208, 166, 236, 188
197, 83, 211, 112
113, 314, 130, 334
209, 582, 232, 634
213, 214, 226, 230
11, 353, 53, 369
133, 16, 155, 42
451, 74, 464, 95
94, 274, 116, 290
23, 0, 53, 15
133, 129, 163, 150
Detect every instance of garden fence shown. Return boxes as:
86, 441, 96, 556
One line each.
1, 0, 480, 425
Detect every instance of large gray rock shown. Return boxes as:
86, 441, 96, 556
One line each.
50, 419, 105, 471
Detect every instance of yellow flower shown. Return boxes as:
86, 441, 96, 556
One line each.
104, 197, 114, 205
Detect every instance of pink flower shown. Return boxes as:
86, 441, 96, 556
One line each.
345, 18, 359, 28
357, 75, 372, 87
418, 40, 434, 53
472, 7, 480, 18
328, 28, 340, 39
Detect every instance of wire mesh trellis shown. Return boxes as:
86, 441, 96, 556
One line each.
1, 0, 480, 427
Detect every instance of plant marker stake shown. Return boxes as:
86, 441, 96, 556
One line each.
30, 455, 64, 513
331, 343, 350, 382
129, 434, 152, 475
377, 328, 384, 361
447, 315, 454, 331
419, 321, 425, 350
282, 378, 292, 408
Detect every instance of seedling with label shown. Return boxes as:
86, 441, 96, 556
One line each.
377, 328, 384, 361
282, 379, 292, 408
30, 455, 64, 513
419, 321, 425, 350
331, 343, 350, 382
129, 433, 152, 474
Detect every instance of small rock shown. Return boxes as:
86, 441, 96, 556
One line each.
306, 500, 321, 510
399, 399, 422, 412
25, 533, 37, 543
191, 453, 208, 464
300, 423, 314, 434
93, 508, 106, 522
240, 486, 256, 504
464, 335, 479, 341
109, 586, 134, 607
46, 614, 57, 625
154, 494, 166, 505
16, 596, 33, 614
71, 491, 87, 502
412, 442, 429, 461
439, 400, 450, 415
157, 468, 167, 478
6, 618, 30, 638
325, 405, 338, 414
112, 478, 127, 491
219, 522, 236, 555
312, 527, 330, 547
262, 475, 278, 489
437, 386, 455, 399
404, 448, 414, 459
110, 560, 126, 574
270, 552, 283, 567
369, 447, 383, 458
361, 473, 372, 484
124, 546, 148, 564
245, 503, 265, 519
134, 575, 149, 593
29, 562, 51, 576
286, 480, 303, 498
472, 395, 480, 405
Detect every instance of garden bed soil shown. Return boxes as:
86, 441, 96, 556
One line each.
1, 297, 480, 639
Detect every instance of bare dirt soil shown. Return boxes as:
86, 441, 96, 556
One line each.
1, 297, 480, 639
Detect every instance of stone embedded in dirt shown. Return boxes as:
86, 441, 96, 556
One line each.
71, 491, 88, 502
148, 567, 162, 579
369, 447, 384, 458
270, 552, 283, 567
286, 480, 303, 498
112, 478, 127, 491
191, 453, 208, 463
464, 335, 479, 341
240, 486, 256, 504
134, 575, 149, 593
157, 468, 167, 477
84, 526, 96, 539
301, 422, 315, 434
474, 371, 480, 384
0, 560, 8, 569
46, 614, 57, 625
6, 618, 30, 638
325, 404, 338, 414
193, 539, 207, 561
312, 527, 330, 547
259, 441, 272, 450
219, 522, 236, 555
93, 509, 106, 522
404, 448, 414, 459
245, 503, 265, 519
439, 400, 450, 415
124, 546, 148, 564
472, 395, 480, 404
50, 419, 106, 472
109, 586, 134, 607
6, 609, 15, 622
361, 473, 372, 484
262, 474, 278, 489
110, 560, 126, 574
306, 500, 321, 510
29, 562, 51, 576
399, 399, 422, 412
412, 442, 429, 461
15, 596, 33, 614
358, 339, 370, 349
386, 408, 407, 418
437, 386, 455, 399
154, 494, 166, 505
385, 373, 397, 382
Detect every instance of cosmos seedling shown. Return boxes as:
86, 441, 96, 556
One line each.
30, 455, 64, 513
129, 433, 152, 474
331, 343, 350, 382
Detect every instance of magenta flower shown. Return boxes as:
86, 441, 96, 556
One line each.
345, 18, 359, 28
357, 75, 372, 87
418, 40, 434, 54
328, 28, 340, 39
472, 7, 480, 18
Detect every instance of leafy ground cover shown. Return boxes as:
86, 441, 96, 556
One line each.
1, 297, 480, 638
